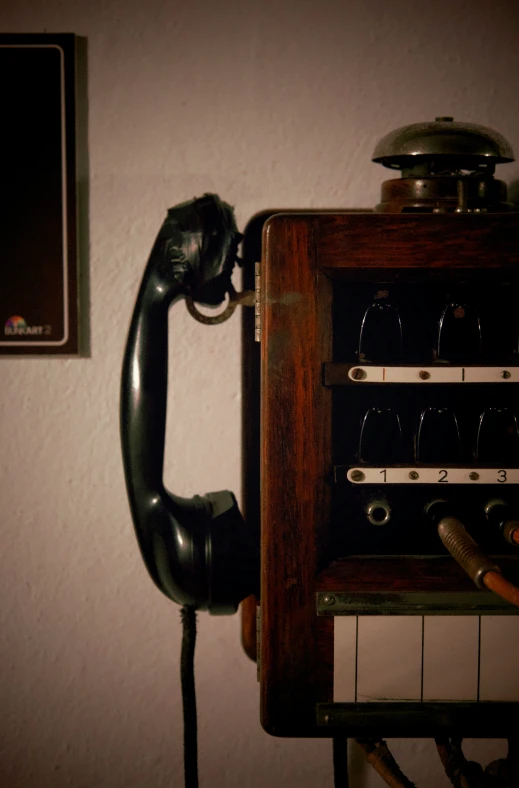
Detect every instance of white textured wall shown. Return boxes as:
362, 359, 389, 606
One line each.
1, 1, 518, 786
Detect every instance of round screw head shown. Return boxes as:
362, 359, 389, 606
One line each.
351, 367, 367, 381
350, 469, 365, 482
409, 470, 419, 480
501, 370, 511, 379
419, 370, 431, 380
322, 594, 336, 606
469, 471, 480, 481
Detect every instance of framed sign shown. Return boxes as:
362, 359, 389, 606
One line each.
0, 33, 79, 355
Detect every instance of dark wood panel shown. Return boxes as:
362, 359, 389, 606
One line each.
318, 213, 519, 275
317, 556, 519, 592
315, 616, 334, 706
240, 595, 258, 662
260, 214, 333, 735
239, 209, 364, 655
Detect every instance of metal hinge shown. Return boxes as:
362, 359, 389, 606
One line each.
254, 262, 261, 342
256, 603, 261, 681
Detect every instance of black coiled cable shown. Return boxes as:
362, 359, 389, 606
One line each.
333, 737, 350, 786
181, 606, 198, 788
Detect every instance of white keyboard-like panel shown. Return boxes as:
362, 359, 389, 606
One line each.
334, 615, 519, 703
356, 617, 422, 702
480, 617, 519, 701
423, 617, 479, 701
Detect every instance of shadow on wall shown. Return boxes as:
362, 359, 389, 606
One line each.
507, 179, 519, 207
76, 36, 91, 358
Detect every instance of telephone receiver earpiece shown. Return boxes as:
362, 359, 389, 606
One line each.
120, 194, 258, 613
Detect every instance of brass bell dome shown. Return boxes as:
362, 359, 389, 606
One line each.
373, 118, 514, 170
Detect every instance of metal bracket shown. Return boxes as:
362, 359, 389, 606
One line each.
254, 262, 261, 342
316, 591, 516, 616
316, 702, 518, 736
185, 282, 255, 325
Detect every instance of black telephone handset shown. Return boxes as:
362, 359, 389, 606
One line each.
120, 193, 256, 614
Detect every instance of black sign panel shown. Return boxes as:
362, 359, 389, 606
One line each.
0, 34, 78, 354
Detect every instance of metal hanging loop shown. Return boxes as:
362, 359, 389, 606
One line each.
185, 283, 255, 325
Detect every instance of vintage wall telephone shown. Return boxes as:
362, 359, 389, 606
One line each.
121, 119, 519, 785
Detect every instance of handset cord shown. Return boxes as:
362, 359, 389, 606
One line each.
333, 737, 350, 786
180, 606, 199, 788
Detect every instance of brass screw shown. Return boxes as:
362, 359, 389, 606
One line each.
469, 472, 480, 481
350, 469, 365, 482
322, 594, 336, 606
501, 370, 512, 380
409, 471, 419, 480
419, 370, 431, 380
351, 367, 367, 380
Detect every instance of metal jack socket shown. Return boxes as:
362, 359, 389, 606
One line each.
365, 499, 392, 526
485, 499, 519, 546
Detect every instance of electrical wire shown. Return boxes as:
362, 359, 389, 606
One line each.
435, 738, 451, 773
180, 606, 199, 788
435, 738, 489, 787
355, 739, 416, 787
333, 737, 349, 787
501, 519, 519, 547
483, 571, 519, 607
436, 516, 519, 608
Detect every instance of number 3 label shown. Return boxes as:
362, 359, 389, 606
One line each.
498, 470, 507, 483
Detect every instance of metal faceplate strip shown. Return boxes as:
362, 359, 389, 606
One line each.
316, 702, 519, 735
316, 591, 517, 616
343, 467, 518, 485
348, 366, 519, 384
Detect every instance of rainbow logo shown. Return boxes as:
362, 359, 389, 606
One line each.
4, 315, 45, 337
5, 316, 27, 329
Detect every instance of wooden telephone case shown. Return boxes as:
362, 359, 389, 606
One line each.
241, 207, 519, 738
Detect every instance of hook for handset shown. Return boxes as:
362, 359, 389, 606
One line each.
185, 282, 255, 325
